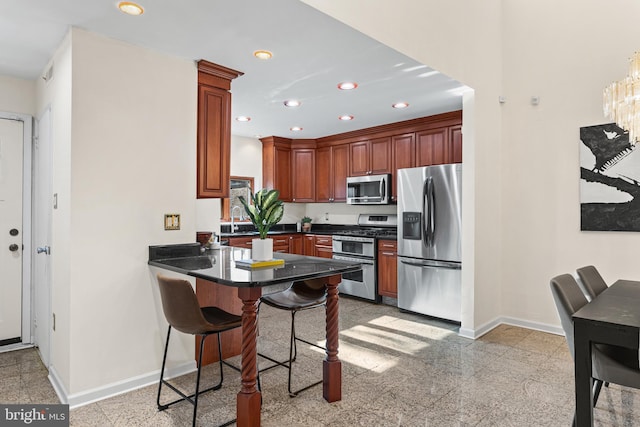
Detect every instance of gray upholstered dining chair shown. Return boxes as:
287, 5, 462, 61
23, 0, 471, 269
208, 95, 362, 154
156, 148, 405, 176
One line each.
156, 275, 242, 427
258, 278, 327, 397
576, 265, 608, 300
550, 274, 640, 417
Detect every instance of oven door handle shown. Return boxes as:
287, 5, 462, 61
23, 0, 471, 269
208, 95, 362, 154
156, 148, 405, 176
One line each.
332, 255, 375, 265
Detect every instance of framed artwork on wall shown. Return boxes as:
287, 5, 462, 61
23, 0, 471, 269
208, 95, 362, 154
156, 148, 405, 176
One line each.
580, 123, 640, 231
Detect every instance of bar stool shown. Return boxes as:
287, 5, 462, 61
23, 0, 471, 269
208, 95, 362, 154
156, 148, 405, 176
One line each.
156, 275, 242, 427
258, 278, 327, 397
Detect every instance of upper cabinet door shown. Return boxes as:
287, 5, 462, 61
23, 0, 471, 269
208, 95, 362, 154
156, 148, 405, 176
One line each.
349, 137, 391, 176
332, 144, 349, 202
369, 136, 391, 175
416, 127, 448, 167
197, 84, 231, 198
450, 125, 463, 163
196, 61, 243, 199
315, 146, 332, 202
391, 133, 415, 202
349, 141, 370, 176
262, 141, 292, 202
291, 148, 315, 202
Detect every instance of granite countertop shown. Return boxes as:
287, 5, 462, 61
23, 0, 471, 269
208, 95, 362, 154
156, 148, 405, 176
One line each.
148, 243, 362, 287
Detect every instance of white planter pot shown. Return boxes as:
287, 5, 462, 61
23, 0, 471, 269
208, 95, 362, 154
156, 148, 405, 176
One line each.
252, 238, 273, 261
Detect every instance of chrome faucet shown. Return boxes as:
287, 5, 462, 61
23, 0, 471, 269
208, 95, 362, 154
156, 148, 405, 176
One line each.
231, 206, 243, 233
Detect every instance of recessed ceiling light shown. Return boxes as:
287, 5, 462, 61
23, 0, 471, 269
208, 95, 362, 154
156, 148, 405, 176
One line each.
337, 82, 358, 90
235, 116, 251, 122
118, 2, 144, 15
290, 126, 303, 132
339, 115, 354, 121
392, 102, 409, 109
253, 50, 273, 60
284, 100, 301, 107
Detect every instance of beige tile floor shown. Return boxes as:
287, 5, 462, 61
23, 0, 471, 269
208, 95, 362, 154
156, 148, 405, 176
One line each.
2, 297, 640, 426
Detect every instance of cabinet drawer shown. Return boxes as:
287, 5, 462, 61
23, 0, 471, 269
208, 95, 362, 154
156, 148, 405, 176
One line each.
378, 240, 397, 251
315, 235, 332, 246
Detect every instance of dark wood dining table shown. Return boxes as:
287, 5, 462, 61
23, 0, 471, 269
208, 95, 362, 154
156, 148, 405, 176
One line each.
149, 243, 362, 427
572, 279, 640, 426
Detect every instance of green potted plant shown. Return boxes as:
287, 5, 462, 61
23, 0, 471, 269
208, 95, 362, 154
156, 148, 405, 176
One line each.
301, 216, 312, 232
239, 188, 284, 260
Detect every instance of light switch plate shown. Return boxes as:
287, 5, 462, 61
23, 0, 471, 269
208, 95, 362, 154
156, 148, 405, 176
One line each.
164, 213, 180, 230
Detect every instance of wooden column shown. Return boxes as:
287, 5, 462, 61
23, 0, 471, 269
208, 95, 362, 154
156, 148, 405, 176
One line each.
236, 287, 262, 427
323, 274, 342, 402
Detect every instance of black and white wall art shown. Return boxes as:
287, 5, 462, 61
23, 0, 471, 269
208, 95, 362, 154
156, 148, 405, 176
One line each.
580, 123, 640, 231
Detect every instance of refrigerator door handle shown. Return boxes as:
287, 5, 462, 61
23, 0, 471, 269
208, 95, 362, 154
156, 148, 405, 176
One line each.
399, 258, 461, 270
423, 177, 435, 247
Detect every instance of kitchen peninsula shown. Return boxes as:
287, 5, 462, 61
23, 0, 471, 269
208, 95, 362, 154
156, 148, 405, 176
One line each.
148, 243, 362, 427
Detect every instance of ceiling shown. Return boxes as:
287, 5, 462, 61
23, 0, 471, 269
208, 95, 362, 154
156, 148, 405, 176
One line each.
0, 0, 466, 139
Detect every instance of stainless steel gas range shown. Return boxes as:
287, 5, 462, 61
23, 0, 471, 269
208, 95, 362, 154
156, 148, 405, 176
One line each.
332, 214, 397, 302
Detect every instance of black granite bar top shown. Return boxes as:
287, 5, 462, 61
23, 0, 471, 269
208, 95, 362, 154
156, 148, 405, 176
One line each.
148, 244, 362, 287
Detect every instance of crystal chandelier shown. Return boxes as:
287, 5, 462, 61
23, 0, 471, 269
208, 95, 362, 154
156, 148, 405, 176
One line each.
603, 52, 640, 144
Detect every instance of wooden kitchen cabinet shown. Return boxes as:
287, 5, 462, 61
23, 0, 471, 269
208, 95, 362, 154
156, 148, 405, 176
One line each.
226, 236, 253, 249
291, 148, 316, 202
272, 235, 291, 253
262, 136, 293, 202
349, 136, 391, 176
314, 235, 333, 259
377, 240, 398, 298
228, 234, 294, 253
196, 60, 243, 199
391, 133, 415, 202
450, 125, 463, 163
303, 235, 316, 256
316, 144, 349, 202
416, 125, 462, 167
288, 234, 303, 254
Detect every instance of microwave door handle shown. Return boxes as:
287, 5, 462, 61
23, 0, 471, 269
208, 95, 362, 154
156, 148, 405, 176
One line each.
380, 177, 386, 200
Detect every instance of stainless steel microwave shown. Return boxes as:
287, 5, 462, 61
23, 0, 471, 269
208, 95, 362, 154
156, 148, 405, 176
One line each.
346, 174, 391, 204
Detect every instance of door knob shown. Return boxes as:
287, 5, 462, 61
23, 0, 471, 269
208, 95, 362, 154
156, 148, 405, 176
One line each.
9, 228, 19, 236
9, 244, 19, 252
37, 246, 51, 255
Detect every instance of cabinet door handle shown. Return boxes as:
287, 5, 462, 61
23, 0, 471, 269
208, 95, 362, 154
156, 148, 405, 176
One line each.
381, 251, 396, 256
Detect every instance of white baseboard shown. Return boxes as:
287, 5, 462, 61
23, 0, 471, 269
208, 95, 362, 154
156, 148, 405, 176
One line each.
49, 361, 196, 409
459, 316, 564, 339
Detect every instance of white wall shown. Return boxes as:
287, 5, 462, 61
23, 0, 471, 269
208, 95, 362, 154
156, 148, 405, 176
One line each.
36, 28, 198, 399
304, 0, 640, 333
499, 1, 640, 326
0, 75, 36, 115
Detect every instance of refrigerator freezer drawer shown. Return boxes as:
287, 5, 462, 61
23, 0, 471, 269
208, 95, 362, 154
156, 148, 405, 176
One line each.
397, 257, 461, 322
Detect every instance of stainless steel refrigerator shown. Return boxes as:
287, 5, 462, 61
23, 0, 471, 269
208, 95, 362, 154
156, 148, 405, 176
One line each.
397, 164, 462, 322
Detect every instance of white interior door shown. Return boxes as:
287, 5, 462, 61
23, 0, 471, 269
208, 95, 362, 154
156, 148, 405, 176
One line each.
34, 108, 52, 366
0, 118, 24, 344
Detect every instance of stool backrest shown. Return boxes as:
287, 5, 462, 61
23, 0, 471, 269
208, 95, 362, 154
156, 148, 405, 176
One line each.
157, 275, 210, 335
550, 274, 589, 359
291, 278, 327, 298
